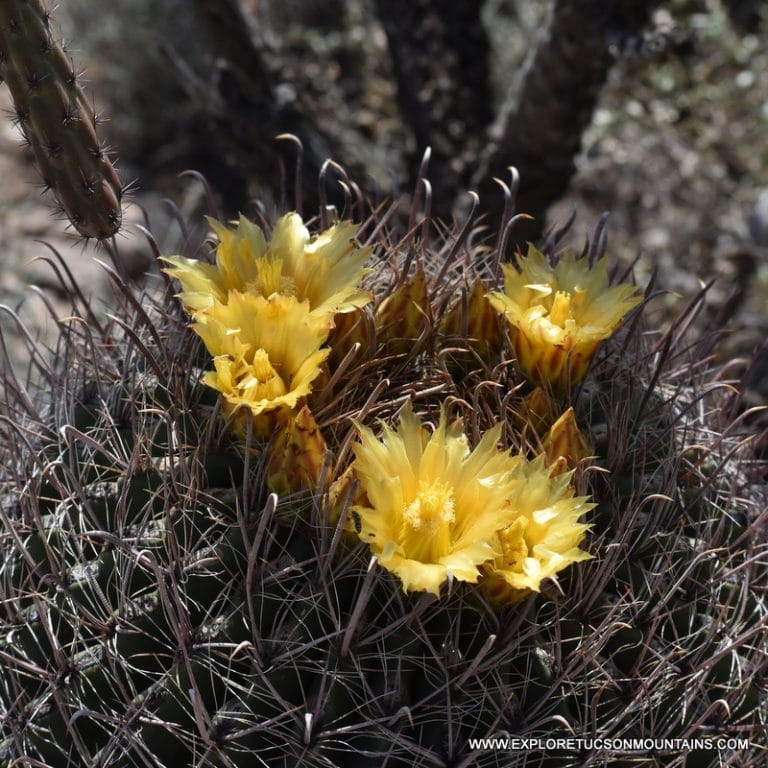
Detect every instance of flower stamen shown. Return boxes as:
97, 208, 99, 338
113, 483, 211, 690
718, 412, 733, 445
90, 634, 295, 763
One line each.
401, 481, 456, 563
237, 350, 287, 401
548, 290, 572, 327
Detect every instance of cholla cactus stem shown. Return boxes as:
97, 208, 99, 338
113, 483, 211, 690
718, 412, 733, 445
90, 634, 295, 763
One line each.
0, 0, 122, 238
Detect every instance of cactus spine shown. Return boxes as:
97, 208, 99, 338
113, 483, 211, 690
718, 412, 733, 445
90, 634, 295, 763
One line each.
0, 0, 122, 239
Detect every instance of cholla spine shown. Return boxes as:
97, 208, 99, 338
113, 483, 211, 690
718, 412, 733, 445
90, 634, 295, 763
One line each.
0, 0, 122, 239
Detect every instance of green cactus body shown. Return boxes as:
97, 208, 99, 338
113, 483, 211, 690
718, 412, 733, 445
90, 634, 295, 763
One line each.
0, 0, 122, 239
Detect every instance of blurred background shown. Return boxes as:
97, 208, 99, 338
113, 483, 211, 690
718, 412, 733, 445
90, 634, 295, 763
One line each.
1, 0, 766, 399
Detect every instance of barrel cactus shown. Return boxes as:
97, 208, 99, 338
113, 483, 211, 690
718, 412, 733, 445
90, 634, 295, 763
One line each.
0, 169, 766, 767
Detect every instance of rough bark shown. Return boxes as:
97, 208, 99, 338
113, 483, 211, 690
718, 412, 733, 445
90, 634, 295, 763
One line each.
373, 0, 493, 217
472, 0, 663, 244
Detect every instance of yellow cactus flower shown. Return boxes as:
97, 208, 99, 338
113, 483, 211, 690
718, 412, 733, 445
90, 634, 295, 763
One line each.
350, 405, 524, 596
162, 212, 372, 318
192, 292, 331, 437
266, 406, 328, 496
481, 456, 593, 604
487, 246, 642, 389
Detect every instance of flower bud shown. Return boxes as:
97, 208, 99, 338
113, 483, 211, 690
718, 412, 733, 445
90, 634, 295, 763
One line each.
439, 278, 502, 363
542, 407, 592, 473
375, 268, 431, 351
266, 406, 328, 496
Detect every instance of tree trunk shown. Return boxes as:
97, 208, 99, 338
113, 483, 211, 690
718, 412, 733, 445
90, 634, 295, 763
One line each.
184, 0, 339, 215
374, 0, 493, 217
472, 0, 663, 244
